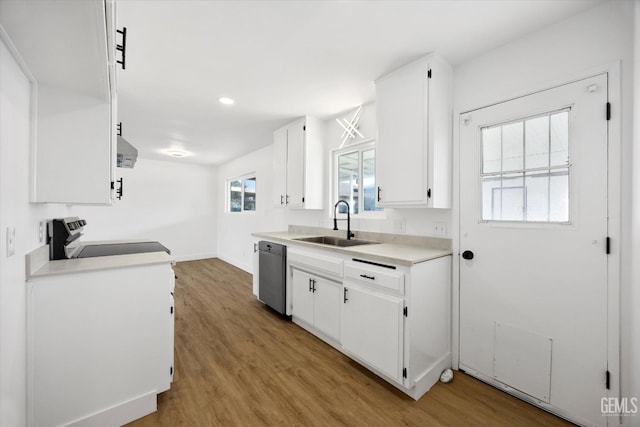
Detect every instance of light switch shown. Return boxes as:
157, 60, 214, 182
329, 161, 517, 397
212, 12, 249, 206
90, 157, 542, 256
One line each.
6, 227, 16, 257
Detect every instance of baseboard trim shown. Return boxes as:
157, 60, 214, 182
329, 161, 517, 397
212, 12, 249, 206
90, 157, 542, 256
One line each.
216, 255, 253, 274
65, 391, 156, 427
172, 252, 217, 262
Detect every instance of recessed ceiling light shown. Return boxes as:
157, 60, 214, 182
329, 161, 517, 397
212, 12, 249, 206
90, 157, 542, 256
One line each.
166, 150, 188, 158
219, 97, 235, 105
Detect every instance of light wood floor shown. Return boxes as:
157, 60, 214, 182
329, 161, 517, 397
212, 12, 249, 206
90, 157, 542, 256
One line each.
126, 258, 573, 427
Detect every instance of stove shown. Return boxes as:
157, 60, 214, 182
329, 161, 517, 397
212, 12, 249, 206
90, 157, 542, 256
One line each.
47, 217, 170, 260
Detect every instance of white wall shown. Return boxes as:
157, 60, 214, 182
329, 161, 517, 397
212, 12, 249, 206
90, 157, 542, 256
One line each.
452, 0, 636, 420
631, 0, 640, 412
73, 158, 217, 261
0, 34, 70, 427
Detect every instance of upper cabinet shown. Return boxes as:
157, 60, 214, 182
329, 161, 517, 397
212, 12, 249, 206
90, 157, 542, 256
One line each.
272, 116, 325, 209
375, 53, 452, 208
0, 0, 119, 205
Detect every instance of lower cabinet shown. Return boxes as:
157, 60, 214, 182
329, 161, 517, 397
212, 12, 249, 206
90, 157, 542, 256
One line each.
27, 261, 175, 426
341, 283, 404, 383
291, 268, 341, 341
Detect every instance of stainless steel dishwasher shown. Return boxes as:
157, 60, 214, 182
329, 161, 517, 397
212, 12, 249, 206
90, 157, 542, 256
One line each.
258, 241, 287, 315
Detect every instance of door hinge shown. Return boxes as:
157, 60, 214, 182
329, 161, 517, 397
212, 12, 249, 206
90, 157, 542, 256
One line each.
606, 237, 611, 254
403, 306, 408, 317
605, 370, 610, 389
606, 102, 611, 121
402, 368, 407, 378
427, 69, 432, 79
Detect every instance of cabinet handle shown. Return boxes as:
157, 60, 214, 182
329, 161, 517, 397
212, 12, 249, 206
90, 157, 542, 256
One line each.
377, 186, 381, 202
309, 278, 313, 292
116, 27, 127, 70
343, 287, 348, 303
360, 274, 375, 280
253, 243, 257, 253
312, 279, 316, 293
286, 195, 290, 204
116, 177, 124, 200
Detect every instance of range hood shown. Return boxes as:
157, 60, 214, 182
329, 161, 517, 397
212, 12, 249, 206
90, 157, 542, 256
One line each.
117, 134, 138, 168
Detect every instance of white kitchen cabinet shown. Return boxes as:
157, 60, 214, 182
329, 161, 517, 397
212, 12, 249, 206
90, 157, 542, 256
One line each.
27, 261, 175, 426
272, 116, 325, 209
375, 52, 452, 208
1, 0, 118, 204
252, 240, 260, 297
342, 255, 451, 398
291, 268, 341, 341
341, 283, 404, 382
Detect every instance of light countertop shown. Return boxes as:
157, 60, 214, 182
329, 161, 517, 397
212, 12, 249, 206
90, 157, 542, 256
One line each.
252, 230, 452, 267
26, 244, 173, 280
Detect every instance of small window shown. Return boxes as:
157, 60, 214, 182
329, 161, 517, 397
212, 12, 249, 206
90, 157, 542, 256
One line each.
334, 140, 383, 215
481, 109, 570, 223
228, 175, 256, 212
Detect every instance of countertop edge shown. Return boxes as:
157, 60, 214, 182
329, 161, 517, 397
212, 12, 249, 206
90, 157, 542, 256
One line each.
252, 231, 452, 266
26, 246, 174, 280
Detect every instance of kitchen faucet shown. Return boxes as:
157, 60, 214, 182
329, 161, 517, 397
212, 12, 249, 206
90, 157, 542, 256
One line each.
333, 200, 355, 240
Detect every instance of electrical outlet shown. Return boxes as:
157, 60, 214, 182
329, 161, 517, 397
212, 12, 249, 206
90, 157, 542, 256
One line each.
6, 227, 16, 257
39, 221, 45, 243
432, 222, 448, 237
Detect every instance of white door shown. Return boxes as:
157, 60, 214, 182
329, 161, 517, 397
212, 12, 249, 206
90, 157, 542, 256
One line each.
375, 60, 428, 206
313, 277, 341, 341
459, 74, 610, 426
341, 283, 404, 382
286, 119, 305, 208
291, 269, 314, 326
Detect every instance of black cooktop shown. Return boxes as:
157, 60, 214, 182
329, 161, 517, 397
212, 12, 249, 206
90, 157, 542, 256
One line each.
74, 242, 170, 258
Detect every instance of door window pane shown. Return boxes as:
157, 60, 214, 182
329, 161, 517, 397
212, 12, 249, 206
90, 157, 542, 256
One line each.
482, 127, 501, 173
502, 122, 523, 172
481, 109, 570, 223
525, 115, 550, 169
550, 111, 569, 167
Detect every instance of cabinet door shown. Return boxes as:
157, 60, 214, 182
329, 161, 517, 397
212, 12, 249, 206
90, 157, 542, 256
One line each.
341, 283, 404, 382
291, 269, 314, 326
375, 61, 429, 206
313, 277, 341, 341
252, 241, 260, 297
272, 127, 288, 207
286, 119, 305, 208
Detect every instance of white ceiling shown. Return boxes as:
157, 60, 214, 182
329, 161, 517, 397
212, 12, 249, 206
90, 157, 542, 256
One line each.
117, 0, 605, 165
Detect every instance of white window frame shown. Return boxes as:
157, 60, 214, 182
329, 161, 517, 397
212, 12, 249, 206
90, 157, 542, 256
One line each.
226, 173, 256, 213
331, 139, 385, 219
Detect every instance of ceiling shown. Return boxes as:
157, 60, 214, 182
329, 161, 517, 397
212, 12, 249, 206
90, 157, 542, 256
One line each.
116, 0, 605, 166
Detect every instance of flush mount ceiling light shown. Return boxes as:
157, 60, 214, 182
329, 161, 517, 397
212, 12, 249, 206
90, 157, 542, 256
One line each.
219, 97, 235, 105
166, 149, 189, 158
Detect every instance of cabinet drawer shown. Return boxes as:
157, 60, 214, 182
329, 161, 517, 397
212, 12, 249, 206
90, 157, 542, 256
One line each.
344, 262, 404, 294
288, 248, 343, 278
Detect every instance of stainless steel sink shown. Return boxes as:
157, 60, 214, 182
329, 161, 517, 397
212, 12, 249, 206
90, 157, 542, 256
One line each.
293, 236, 376, 247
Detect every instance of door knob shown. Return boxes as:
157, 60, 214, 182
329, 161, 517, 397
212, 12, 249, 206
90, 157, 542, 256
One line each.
462, 250, 474, 260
